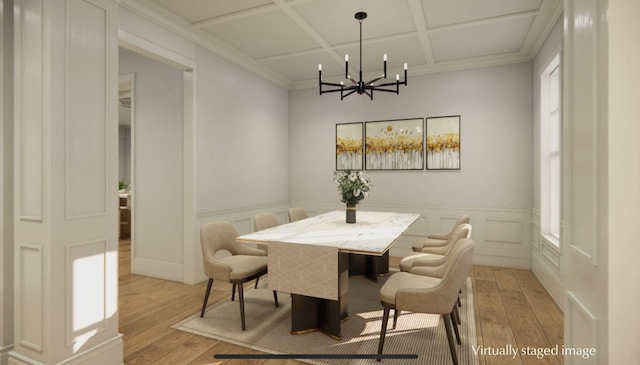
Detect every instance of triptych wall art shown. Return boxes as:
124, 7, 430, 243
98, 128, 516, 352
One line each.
335, 116, 460, 171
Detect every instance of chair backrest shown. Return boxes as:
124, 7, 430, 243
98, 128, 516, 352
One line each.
397, 238, 475, 314
254, 213, 280, 231
425, 223, 472, 255
288, 207, 308, 222
200, 221, 246, 259
445, 214, 470, 239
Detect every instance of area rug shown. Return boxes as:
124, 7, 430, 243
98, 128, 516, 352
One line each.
173, 275, 479, 365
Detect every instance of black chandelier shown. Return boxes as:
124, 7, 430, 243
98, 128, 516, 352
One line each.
318, 12, 407, 100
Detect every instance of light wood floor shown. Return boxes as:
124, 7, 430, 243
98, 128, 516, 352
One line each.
119, 239, 563, 364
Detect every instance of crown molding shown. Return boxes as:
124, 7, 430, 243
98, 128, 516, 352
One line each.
119, 0, 292, 89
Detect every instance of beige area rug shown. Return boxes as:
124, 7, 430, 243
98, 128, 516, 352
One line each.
173, 275, 479, 365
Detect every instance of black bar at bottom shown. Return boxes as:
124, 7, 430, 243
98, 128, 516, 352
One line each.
214, 353, 418, 360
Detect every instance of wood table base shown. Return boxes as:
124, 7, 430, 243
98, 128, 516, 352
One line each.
348, 251, 390, 282
290, 253, 349, 339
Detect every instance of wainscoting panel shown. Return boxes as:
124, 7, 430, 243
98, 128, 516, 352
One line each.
65, 0, 109, 219
65, 239, 108, 348
530, 209, 563, 308
15, 0, 44, 221
565, 291, 599, 364
231, 218, 252, 236
485, 218, 522, 244
18, 243, 43, 351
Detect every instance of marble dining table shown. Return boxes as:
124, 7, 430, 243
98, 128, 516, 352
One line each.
236, 210, 420, 340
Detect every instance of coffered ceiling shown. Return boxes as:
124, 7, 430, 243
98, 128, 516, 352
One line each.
142, 0, 562, 89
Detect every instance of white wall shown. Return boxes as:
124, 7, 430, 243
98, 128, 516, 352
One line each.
531, 17, 564, 307
119, 48, 185, 279
289, 63, 534, 267
118, 126, 131, 184
195, 46, 290, 213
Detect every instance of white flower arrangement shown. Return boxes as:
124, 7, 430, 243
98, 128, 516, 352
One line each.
333, 170, 372, 207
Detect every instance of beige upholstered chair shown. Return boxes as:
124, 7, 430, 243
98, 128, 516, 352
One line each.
199, 222, 278, 330
288, 207, 308, 222
411, 214, 470, 252
400, 223, 472, 272
253, 212, 280, 252
377, 238, 475, 365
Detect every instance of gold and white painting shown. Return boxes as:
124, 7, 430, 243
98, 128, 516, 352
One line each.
336, 122, 363, 170
365, 119, 424, 170
426, 116, 460, 170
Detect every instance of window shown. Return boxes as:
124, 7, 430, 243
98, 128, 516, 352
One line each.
541, 53, 561, 247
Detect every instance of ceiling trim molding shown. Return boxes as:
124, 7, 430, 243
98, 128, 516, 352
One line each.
523, 1, 564, 59
120, 0, 292, 89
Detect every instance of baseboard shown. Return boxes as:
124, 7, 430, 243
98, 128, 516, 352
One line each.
472, 254, 531, 269
133, 257, 183, 282
531, 251, 564, 310
8, 335, 122, 365
1, 344, 13, 365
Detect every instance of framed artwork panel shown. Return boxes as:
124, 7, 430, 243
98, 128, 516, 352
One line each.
336, 122, 363, 171
426, 115, 461, 170
365, 118, 424, 170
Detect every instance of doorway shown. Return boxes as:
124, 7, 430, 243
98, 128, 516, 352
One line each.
116, 41, 196, 283
118, 74, 134, 276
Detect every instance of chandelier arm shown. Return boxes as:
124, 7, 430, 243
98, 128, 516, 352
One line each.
346, 74, 359, 86
370, 80, 403, 88
365, 76, 385, 86
321, 81, 346, 88
364, 87, 399, 93
342, 89, 357, 98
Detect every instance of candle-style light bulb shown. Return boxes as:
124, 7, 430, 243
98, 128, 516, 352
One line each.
383, 54, 387, 61
318, 64, 322, 71
345, 54, 349, 62
404, 63, 408, 70
396, 74, 399, 81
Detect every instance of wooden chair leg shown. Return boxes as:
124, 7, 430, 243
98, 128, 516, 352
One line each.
231, 283, 236, 301
273, 291, 279, 307
450, 310, 461, 345
377, 306, 391, 362
443, 314, 459, 365
392, 309, 400, 329
255, 276, 260, 289
238, 281, 246, 331
200, 278, 213, 318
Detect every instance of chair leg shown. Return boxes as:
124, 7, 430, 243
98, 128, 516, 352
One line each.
238, 282, 246, 331
200, 278, 213, 318
231, 283, 236, 301
443, 314, 459, 365
450, 310, 461, 345
392, 309, 401, 329
255, 276, 260, 289
453, 305, 461, 325
273, 290, 279, 308
377, 306, 391, 362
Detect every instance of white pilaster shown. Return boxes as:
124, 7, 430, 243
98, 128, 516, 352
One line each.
1, 1, 16, 364
11, 0, 122, 364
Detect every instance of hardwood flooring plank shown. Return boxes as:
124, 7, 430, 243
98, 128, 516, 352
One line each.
473, 265, 496, 282
480, 323, 523, 365
492, 267, 521, 292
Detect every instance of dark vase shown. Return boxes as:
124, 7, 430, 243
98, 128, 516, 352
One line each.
346, 206, 356, 224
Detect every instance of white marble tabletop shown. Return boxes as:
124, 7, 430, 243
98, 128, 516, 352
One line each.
237, 210, 420, 255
